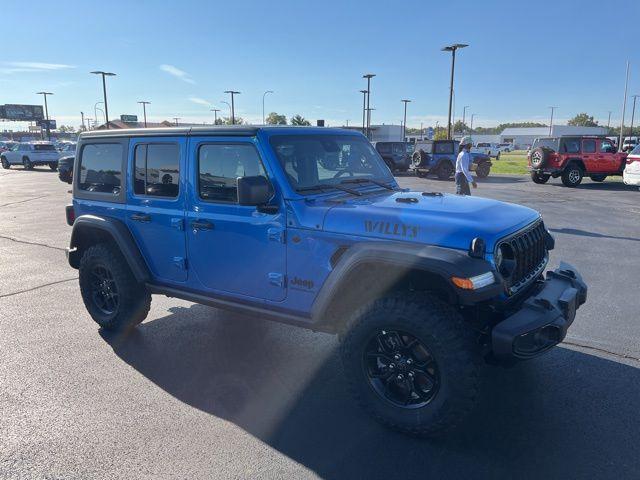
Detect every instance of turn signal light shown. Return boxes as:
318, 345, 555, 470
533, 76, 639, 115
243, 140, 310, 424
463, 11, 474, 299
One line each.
451, 272, 495, 290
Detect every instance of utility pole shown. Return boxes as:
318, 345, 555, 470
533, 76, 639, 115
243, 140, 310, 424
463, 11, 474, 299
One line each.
224, 90, 240, 125
363, 74, 375, 139
401, 99, 411, 142
548, 106, 558, 136
629, 95, 638, 144
90, 71, 116, 129
462, 106, 469, 133
607, 111, 612, 129
470, 114, 476, 133
173, 117, 180, 126
80, 111, 85, 131
360, 90, 368, 135
619, 61, 630, 151
137, 101, 150, 128
442, 43, 468, 140
36, 92, 53, 140
210, 108, 220, 125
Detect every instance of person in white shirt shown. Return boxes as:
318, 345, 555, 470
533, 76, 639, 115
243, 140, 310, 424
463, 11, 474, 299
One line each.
455, 136, 477, 195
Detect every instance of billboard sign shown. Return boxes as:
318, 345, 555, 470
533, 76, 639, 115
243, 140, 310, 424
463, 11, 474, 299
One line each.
0, 104, 45, 121
36, 119, 57, 130
120, 114, 138, 123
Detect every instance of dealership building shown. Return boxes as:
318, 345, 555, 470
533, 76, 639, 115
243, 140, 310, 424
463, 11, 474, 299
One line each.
498, 126, 608, 149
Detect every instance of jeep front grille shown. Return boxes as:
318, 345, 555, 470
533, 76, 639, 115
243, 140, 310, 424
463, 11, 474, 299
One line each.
499, 220, 548, 295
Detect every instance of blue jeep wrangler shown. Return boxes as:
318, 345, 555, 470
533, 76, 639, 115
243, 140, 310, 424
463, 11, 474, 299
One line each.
412, 139, 492, 179
66, 126, 586, 436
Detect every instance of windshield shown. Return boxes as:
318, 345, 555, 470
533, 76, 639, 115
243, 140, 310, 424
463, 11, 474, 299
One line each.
270, 134, 394, 192
630, 144, 640, 155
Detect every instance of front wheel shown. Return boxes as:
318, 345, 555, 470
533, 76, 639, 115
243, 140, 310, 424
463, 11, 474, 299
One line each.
1, 157, 9, 169
561, 164, 583, 187
436, 161, 454, 180
79, 243, 151, 331
530, 171, 550, 184
22, 157, 33, 170
339, 293, 481, 436
475, 162, 491, 179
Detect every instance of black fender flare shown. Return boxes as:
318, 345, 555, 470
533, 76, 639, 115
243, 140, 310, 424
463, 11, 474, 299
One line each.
68, 215, 150, 283
562, 158, 585, 171
311, 242, 502, 326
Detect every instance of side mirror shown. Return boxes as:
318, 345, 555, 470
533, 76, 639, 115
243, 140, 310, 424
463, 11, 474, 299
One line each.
237, 175, 273, 206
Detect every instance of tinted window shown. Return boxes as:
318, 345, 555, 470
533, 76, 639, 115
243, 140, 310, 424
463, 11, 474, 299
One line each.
198, 144, 266, 202
134, 144, 180, 198
79, 143, 123, 193
532, 138, 559, 151
600, 140, 615, 153
434, 142, 454, 154
582, 140, 596, 153
34, 144, 56, 151
376, 143, 391, 154
562, 139, 581, 153
392, 143, 405, 154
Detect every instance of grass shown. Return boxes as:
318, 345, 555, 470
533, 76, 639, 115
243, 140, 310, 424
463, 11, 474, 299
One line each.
491, 150, 529, 175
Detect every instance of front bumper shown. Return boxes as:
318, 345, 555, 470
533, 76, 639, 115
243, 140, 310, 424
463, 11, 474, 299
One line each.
623, 169, 640, 186
491, 262, 587, 360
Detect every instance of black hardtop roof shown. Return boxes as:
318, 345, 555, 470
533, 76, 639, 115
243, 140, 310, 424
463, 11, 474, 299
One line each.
78, 125, 355, 140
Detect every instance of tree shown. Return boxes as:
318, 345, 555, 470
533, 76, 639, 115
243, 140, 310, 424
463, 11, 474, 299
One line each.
58, 125, 76, 133
568, 113, 598, 127
453, 120, 469, 134
266, 112, 287, 125
433, 128, 448, 140
222, 117, 244, 125
290, 115, 311, 126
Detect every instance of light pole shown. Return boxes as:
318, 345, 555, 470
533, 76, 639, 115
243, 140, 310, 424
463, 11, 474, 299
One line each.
90, 71, 116, 129
441, 43, 468, 140
36, 91, 53, 140
138, 101, 150, 127
401, 99, 411, 142
619, 61, 630, 151
224, 90, 240, 125
629, 95, 638, 143
94, 101, 105, 126
85, 118, 93, 131
360, 89, 368, 135
607, 111, 612, 129
470, 114, 476, 133
80, 111, 85, 131
221, 101, 232, 123
262, 90, 273, 125
462, 105, 469, 133
210, 108, 220, 125
548, 106, 558, 136
363, 74, 376, 139
173, 117, 180, 126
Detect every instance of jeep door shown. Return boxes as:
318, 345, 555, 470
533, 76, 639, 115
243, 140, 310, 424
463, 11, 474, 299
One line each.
126, 137, 187, 283
186, 137, 286, 302
597, 138, 624, 172
581, 138, 599, 172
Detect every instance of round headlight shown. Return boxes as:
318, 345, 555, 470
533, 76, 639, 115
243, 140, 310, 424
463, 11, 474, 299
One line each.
496, 243, 516, 277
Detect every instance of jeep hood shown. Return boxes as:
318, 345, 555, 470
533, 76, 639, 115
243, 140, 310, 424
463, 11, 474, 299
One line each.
322, 191, 540, 251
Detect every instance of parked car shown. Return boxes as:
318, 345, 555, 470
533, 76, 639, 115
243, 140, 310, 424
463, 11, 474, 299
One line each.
528, 136, 627, 187
0, 141, 60, 170
472, 142, 501, 159
622, 137, 638, 153
58, 155, 74, 183
372, 141, 410, 172
623, 144, 640, 188
58, 142, 77, 155
412, 139, 492, 179
64, 126, 586, 436
0, 141, 18, 153
497, 143, 512, 153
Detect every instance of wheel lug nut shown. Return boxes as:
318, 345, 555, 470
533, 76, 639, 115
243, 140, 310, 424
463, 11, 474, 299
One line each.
397, 374, 404, 380
394, 354, 401, 360
406, 359, 412, 364
408, 372, 414, 377
389, 363, 395, 369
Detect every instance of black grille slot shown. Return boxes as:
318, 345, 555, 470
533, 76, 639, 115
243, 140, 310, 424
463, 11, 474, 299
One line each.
500, 220, 548, 292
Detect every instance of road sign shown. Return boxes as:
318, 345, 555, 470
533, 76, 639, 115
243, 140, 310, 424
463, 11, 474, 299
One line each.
36, 119, 57, 129
0, 104, 45, 121
120, 115, 138, 123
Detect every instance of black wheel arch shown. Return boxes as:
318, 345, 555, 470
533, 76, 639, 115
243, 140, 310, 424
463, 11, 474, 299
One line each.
563, 158, 586, 172
68, 215, 150, 283
312, 242, 501, 331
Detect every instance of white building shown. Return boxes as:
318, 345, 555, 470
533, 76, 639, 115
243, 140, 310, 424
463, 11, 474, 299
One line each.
341, 124, 403, 142
499, 126, 608, 150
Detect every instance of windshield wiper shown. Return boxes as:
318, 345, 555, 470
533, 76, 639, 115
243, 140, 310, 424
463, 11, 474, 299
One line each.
296, 183, 363, 196
339, 178, 396, 191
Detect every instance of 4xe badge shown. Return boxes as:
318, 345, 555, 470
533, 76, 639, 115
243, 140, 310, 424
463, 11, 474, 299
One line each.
364, 220, 418, 239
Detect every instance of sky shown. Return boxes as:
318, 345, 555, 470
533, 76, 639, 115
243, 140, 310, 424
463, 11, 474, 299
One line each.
0, 0, 639, 131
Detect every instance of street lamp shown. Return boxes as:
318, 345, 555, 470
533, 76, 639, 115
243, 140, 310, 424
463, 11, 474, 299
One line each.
85, 117, 93, 131
138, 101, 150, 128
548, 106, 558, 136
462, 105, 470, 133
90, 71, 116, 129
401, 99, 411, 142
221, 101, 232, 123
224, 90, 240, 125
360, 89, 368, 135
36, 91, 53, 140
210, 108, 221, 125
619, 61, 630, 151
607, 111, 612, 129
362, 74, 376, 139
80, 111, 85, 131
94, 101, 105, 126
441, 43, 468, 140
470, 113, 476, 132
629, 95, 638, 143
262, 90, 273, 125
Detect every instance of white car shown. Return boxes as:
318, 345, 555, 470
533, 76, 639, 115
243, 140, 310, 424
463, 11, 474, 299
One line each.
623, 144, 640, 188
622, 137, 638, 153
472, 142, 502, 158
0, 141, 60, 170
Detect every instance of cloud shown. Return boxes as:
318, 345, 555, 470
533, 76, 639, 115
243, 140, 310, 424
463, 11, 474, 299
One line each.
188, 96, 211, 107
160, 64, 195, 84
0, 61, 75, 75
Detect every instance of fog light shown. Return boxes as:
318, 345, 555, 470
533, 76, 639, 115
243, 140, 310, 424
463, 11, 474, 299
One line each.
513, 325, 561, 355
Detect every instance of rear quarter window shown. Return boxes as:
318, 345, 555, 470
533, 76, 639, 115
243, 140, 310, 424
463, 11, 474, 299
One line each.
78, 143, 124, 194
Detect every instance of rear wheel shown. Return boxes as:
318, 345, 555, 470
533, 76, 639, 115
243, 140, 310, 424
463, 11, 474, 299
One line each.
79, 243, 151, 331
22, 157, 33, 170
436, 161, 454, 180
48, 162, 58, 171
1, 157, 9, 169
590, 175, 606, 182
339, 293, 481, 436
530, 172, 550, 184
475, 161, 491, 179
561, 164, 583, 187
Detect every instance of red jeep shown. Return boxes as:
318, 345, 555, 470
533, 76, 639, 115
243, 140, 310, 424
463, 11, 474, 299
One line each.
528, 136, 627, 187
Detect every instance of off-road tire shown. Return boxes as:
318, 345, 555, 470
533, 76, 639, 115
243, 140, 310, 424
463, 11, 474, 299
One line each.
475, 161, 491, 179
79, 243, 151, 331
561, 163, 583, 187
339, 293, 481, 437
530, 172, 550, 184
412, 151, 426, 169
436, 161, 454, 180
530, 147, 549, 168
1, 157, 9, 169
22, 157, 33, 170
590, 175, 606, 182
49, 162, 58, 171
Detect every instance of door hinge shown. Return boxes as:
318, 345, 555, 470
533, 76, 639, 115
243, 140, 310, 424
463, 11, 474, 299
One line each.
173, 257, 187, 270
268, 272, 284, 288
267, 227, 285, 243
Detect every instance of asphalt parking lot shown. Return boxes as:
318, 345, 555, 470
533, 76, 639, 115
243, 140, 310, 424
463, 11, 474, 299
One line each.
1, 167, 639, 479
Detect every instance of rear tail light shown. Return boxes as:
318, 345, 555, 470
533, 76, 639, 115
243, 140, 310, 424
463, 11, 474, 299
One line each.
626, 157, 637, 165
65, 205, 75, 226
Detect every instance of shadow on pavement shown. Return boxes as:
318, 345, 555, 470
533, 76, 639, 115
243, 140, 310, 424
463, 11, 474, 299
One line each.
548, 181, 637, 192
550, 227, 640, 243
476, 175, 528, 184
101, 304, 640, 479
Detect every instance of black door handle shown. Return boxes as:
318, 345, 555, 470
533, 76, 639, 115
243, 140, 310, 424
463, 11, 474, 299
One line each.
191, 220, 214, 231
131, 213, 151, 222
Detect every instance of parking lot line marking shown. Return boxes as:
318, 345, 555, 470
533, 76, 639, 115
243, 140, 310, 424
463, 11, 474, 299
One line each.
0, 194, 50, 208
0, 234, 66, 252
0, 277, 77, 299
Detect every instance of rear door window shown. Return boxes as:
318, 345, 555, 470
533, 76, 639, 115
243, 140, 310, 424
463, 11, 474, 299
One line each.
561, 139, 581, 153
376, 143, 391, 154
78, 143, 123, 193
34, 144, 56, 151
434, 142, 454, 154
582, 139, 596, 153
134, 143, 180, 198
